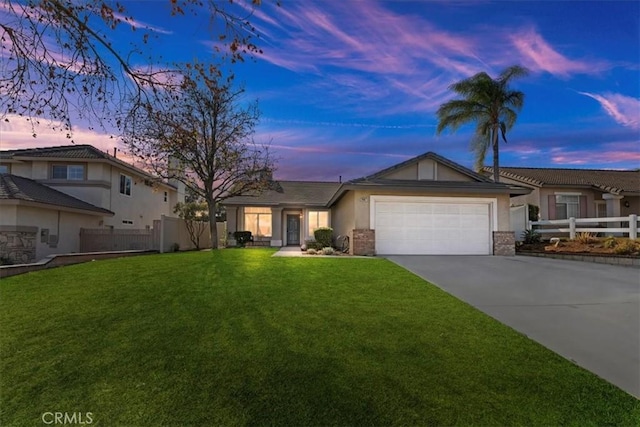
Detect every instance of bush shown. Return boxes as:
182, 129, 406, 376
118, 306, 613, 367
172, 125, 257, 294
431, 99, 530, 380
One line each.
313, 227, 333, 248
522, 229, 541, 244
304, 239, 324, 251
603, 237, 618, 249
528, 205, 540, 222
614, 240, 638, 255
169, 242, 180, 252
306, 248, 318, 255
233, 231, 253, 247
575, 232, 597, 244
321, 247, 335, 255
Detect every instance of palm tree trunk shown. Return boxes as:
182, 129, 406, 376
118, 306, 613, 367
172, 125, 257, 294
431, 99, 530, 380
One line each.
492, 127, 500, 182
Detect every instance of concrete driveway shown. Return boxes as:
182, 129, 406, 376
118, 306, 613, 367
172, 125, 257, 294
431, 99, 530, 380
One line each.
386, 255, 640, 398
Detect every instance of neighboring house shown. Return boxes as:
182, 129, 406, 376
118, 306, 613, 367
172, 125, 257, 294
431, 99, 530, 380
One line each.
224, 152, 530, 256
0, 145, 185, 262
485, 167, 640, 220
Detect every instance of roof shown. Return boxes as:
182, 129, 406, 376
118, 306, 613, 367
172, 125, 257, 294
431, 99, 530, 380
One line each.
486, 167, 640, 194
0, 144, 176, 188
0, 174, 114, 215
223, 181, 342, 206
360, 151, 494, 183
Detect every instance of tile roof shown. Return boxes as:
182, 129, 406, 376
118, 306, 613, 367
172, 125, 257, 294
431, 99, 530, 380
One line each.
224, 181, 342, 206
0, 174, 114, 215
486, 167, 640, 194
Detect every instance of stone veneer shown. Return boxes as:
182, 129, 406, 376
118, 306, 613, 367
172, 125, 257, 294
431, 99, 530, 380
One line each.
0, 226, 38, 264
493, 231, 515, 256
352, 229, 375, 256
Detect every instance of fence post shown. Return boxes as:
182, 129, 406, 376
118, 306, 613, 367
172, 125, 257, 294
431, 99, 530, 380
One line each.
569, 217, 576, 239
160, 215, 165, 253
630, 214, 638, 240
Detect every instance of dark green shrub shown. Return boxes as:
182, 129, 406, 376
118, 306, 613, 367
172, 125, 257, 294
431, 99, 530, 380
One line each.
233, 231, 253, 247
304, 239, 324, 251
522, 229, 541, 244
528, 205, 540, 222
169, 242, 180, 252
313, 227, 333, 248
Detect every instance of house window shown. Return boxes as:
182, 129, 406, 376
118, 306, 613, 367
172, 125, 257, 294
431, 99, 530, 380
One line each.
0, 164, 9, 173
595, 202, 607, 218
308, 210, 329, 236
244, 207, 272, 237
51, 164, 84, 180
555, 195, 580, 219
120, 174, 132, 196
122, 219, 134, 225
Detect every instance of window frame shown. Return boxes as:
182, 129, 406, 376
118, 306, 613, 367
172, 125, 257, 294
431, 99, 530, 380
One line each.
307, 210, 330, 236
244, 207, 272, 238
555, 194, 580, 220
51, 164, 85, 180
119, 174, 132, 196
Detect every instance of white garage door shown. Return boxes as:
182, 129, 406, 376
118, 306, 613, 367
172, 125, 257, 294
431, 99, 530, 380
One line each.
374, 198, 492, 255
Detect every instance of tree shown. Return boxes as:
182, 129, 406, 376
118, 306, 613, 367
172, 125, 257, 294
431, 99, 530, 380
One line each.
0, 0, 266, 136
436, 65, 529, 182
123, 65, 275, 249
174, 201, 209, 250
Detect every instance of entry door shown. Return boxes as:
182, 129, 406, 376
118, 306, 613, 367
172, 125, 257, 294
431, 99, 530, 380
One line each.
286, 215, 300, 245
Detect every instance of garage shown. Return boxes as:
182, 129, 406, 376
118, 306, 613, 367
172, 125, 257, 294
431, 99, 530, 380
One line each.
371, 196, 495, 255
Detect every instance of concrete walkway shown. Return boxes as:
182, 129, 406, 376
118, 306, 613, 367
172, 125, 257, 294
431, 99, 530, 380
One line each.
387, 255, 640, 397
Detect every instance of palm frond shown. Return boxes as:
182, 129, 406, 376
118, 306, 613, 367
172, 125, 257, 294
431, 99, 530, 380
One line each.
470, 132, 490, 172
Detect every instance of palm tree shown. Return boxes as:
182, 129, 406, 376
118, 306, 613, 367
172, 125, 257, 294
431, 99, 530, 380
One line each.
436, 65, 529, 182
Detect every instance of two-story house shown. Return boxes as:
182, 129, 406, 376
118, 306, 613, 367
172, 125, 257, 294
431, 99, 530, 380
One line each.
0, 144, 185, 263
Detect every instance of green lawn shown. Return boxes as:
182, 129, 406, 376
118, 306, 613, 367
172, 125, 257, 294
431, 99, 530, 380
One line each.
1, 250, 638, 426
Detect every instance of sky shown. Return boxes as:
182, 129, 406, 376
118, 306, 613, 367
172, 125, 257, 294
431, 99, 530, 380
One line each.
1, 0, 639, 181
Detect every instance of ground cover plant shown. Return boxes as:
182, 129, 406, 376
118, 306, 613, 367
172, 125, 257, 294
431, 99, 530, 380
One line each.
519, 237, 640, 256
1, 250, 638, 426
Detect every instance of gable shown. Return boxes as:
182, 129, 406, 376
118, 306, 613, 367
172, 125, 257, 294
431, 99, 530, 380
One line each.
365, 152, 487, 182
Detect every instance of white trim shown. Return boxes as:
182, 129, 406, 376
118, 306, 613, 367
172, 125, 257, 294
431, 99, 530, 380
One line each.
554, 192, 582, 196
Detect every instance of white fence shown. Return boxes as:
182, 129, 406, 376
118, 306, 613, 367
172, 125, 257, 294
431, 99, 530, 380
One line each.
529, 214, 638, 240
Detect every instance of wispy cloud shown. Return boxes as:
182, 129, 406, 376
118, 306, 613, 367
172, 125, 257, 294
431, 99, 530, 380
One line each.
112, 12, 173, 35
578, 92, 640, 130
509, 27, 609, 77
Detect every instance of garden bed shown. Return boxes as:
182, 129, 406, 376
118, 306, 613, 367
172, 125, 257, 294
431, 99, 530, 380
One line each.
518, 237, 640, 257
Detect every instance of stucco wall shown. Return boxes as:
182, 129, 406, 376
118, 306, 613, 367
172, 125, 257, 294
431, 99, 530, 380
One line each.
331, 192, 355, 241
13, 206, 102, 260
382, 160, 472, 182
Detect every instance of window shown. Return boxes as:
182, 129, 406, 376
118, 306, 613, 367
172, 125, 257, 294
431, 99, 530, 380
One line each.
119, 174, 132, 196
555, 195, 580, 219
122, 219, 134, 225
244, 207, 272, 237
0, 164, 9, 174
308, 210, 329, 235
595, 202, 607, 218
51, 164, 84, 180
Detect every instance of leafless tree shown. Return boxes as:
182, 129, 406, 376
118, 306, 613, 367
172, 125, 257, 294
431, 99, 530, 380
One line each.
123, 64, 275, 248
0, 0, 266, 136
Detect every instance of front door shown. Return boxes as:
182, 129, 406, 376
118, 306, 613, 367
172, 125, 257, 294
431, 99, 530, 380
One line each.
286, 215, 300, 246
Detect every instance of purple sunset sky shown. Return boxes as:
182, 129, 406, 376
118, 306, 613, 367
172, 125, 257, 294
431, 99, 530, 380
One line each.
1, 1, 639, 181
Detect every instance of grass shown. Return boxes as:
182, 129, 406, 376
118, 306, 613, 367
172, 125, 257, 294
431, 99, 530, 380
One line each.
1, 249, 638, 426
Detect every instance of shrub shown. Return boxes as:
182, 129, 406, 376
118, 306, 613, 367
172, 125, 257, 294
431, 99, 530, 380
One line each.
528, 205, 540, 222
522, 229, 541, 244
0, 256, 14, 266
614, 240, 638, 255
321, 247, 335, 255
313, 227, 333, 248
304, 239, 324, 251
575, 232, 597, 244
306, 248, 318, 255
233, 231, 253, 247
603, 237, 618, 249
169, 242, 180, 252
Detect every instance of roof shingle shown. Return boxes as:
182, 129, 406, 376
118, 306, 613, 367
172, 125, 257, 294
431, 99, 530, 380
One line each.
487, 167, 640, 194
0, 174, 114, 215
224, 181, 341, 206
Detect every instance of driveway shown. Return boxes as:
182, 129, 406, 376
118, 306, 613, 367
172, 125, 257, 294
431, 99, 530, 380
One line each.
387, 255, 640, 398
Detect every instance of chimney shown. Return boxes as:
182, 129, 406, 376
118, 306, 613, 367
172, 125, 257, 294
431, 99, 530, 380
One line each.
113, 147, 118, 158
